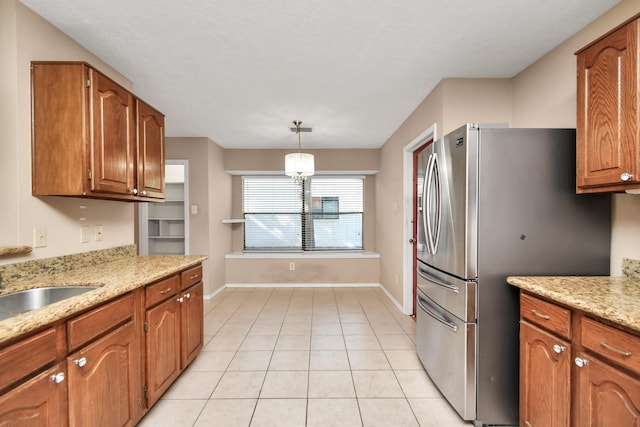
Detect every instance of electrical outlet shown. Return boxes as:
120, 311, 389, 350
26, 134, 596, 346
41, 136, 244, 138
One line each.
34, 228, 47, 248
289, 262, 295, 271
95, 225, 103, 241
81, 226, 90, 243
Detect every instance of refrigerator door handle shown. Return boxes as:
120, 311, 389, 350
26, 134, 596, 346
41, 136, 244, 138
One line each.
416, 266, 460, 293
424, 153, 441, 255
417, 293, 458, 333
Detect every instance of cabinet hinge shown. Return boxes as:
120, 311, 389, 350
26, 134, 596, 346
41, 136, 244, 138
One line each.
87, 169, 92, 180
144, 387, 149, 401
144, 321, 148, 333
86, 79, 91, 88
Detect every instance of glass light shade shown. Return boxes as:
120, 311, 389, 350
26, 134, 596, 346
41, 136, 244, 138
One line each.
285, 152, 315, 181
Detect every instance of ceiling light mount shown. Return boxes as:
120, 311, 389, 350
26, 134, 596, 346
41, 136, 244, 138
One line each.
285, 120, 315, 184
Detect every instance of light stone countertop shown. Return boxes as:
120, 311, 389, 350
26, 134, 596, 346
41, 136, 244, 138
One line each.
507, 275, 640, 334
0, 255, 207, 346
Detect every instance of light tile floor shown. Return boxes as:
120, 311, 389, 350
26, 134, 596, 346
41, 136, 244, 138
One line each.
138, 287, 474, 427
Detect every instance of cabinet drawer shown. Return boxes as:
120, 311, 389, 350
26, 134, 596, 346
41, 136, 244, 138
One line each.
146, 274, 180, 308
181, 265, 202, 291
67, 293, 134, 352
0, 328, 58, 391
581, 316, 640, 374
520, 293, 571, 339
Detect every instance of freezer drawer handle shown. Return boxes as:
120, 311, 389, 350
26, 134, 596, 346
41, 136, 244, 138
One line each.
417, 268, 459, 293
417, 294, 458, 333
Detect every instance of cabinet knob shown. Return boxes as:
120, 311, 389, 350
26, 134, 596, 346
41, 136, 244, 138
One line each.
141, 190, 147, 196
574, 357, 588, 368
184, 293, 191, 299
553, 344, 566, 354
177, 297, 184, 303
74, 357, 87, 368
621, 172, 633, 182
51, 372, 65, 384
131, 188, 138, 195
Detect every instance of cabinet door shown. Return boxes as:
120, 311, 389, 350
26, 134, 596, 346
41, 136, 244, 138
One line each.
576, 18, 640, 191
89, 68, 136, 196
181, 282, 203, 368
146, 296, 181, 407
0, 364, 67, 426
575, 351, 640, 427
67, 320, 139, 427
520, 321, 570, 427
137, 99, 165, 199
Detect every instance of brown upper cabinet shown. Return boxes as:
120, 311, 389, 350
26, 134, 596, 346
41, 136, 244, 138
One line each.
31, 61, 165, 201
575, 14, 640, 193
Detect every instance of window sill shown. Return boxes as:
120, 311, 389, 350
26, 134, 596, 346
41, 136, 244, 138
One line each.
225, 251, 379, 259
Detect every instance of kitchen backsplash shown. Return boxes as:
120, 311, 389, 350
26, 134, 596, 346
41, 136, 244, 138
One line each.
623, 258, 640, 280
0, 245, 136, 286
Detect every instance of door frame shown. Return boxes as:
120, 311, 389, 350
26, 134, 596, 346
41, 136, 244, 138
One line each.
401, 124, 437, 315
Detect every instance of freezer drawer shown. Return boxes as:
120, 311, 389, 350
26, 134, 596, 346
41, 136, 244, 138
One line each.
417, 261, 476, 322
416, 290, 476, 421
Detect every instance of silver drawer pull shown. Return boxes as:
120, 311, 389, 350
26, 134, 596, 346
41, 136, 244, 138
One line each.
600, 341, 632, 358
51, 372, 65, 384
159, 287, 172, 294
553, 344, 565, 354
190, 274, 199, 280
531, 310, 551, 320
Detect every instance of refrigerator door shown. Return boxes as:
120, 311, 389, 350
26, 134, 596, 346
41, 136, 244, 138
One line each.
421, 124, 478, 280
416, 289, 476, 421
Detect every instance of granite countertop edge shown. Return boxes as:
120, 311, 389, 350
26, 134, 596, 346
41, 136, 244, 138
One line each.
0, 254, 207, 346
507, 275, 640, 334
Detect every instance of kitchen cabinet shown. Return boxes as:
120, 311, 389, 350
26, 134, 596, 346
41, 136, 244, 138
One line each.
575, 14, 640, 193
0, 364, 67, 426
66, 292, 142, 426
144, 267, 203, 408
31, 61, 165, 201
519, 293, 571, 427
519, 292, 640, 426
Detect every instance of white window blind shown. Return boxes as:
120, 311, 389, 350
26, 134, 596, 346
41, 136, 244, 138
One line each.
243, 176, 364, 251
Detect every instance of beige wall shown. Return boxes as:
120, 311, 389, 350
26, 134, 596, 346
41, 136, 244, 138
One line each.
376, 0, 640, 307
0, 1, 137, 266
166, 137, 232, 295
377, 78, 513, 304
224, 148, 380, 285
510, 0, 640, 275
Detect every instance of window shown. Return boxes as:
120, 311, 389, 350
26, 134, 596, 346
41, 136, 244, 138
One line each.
243, 176, 364, 251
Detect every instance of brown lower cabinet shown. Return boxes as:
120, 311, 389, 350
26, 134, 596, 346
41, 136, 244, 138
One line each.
520, 291, 640, 427
0, 262, 203, 426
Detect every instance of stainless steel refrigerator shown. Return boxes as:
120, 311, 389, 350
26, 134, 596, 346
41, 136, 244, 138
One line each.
415, 123, 611, 426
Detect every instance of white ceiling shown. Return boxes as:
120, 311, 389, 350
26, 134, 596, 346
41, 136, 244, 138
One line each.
21, 0, 619, 149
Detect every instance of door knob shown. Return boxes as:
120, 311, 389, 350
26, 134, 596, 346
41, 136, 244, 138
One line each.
409, 238, 416, 244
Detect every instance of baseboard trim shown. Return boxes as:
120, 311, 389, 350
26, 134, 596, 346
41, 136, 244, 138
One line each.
224, 282, 381, 289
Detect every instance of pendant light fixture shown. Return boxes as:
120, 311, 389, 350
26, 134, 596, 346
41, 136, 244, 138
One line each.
285, 120, 314, 183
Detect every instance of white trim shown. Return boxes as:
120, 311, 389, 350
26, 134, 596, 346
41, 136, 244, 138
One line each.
227, 170, 379, 176
225, 251, 380, 259
225, 282, 380, 288
378, 284, 405, 313
401, 124, 437, 315
204, 285, 227, 300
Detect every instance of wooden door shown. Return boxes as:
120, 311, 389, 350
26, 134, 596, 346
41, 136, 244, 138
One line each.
67, 321, 139, 427
181, 282, 203, 368
146, 296, 181, 407
575, 351, 640, 426
89, 68, 136, 195
576, 18, 640, 191
0, 364, 67, 426
520, 321, 570, 427
137, 99, 165, 199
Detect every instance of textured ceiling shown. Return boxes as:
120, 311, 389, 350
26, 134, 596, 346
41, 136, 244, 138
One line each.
21, 0, 619, 149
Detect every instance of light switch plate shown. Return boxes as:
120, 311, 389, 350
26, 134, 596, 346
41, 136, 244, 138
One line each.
95, 225, 103, 241
34, 228, 47, 248
80, 226, 90, 243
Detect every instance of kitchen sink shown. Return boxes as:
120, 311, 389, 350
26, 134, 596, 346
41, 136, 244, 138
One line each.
0, 286, 100, 321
